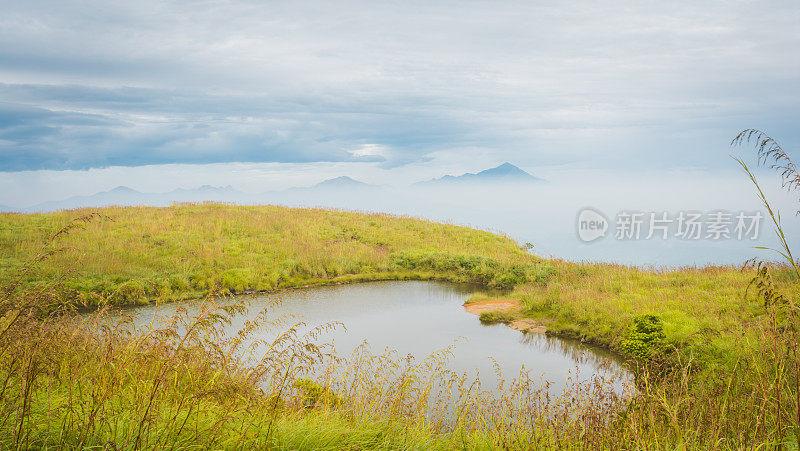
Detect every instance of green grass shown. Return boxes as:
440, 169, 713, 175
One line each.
2, 203, 800, 448
0, 204, 537, 307
478, 310, 516, 325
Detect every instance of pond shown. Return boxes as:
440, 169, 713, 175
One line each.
119, 280, 630, 396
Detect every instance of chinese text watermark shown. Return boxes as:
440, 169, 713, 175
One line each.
577, 208, 763, 243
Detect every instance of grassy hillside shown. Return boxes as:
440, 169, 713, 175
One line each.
0, 204, 537, 306
1, 204, 800, 448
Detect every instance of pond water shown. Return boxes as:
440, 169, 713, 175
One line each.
120, 280, 630, 395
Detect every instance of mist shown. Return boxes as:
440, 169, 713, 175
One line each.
6, 164, 797, 267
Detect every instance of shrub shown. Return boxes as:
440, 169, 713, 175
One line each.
531, 264, 556, 286
621, 314, 666, 361
490, 266, 527, 289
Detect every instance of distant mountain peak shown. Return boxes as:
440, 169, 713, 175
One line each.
24, 184, 246, 213
476, 162, 533, 178
496, 162, 517, 170
314, 176, 370, 188
109, 185, 139, 193
418, 163, 543, 186
190, 184, 237, 191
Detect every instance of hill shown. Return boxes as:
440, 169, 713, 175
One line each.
0, 204, 533, 304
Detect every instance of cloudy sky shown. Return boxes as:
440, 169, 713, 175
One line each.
1, 0, 799, 206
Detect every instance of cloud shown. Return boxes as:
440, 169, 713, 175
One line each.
0, 0, 798, 171
0, 100, 395, 170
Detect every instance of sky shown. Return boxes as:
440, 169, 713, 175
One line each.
1, 0, 799, 209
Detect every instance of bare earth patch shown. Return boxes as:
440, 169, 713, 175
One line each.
463, 298, 520, 315
509, 318, 549, 334
463, 299, 551, 334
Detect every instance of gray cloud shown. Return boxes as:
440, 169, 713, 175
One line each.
0, 0, 798, 171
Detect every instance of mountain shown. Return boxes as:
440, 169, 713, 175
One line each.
313, 176, 372, 189
284, 176, 380, 193
19, 177, 383, 213
258, 176, 386, 209
163, 185, 245, 203
26, 186, 149, 212
11, 166, 543, 214
25, 185, 250, 212
417, 163, 544, 186
0, 204, 17, 213
472, 162, 541, 181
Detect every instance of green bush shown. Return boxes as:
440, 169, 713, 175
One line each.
490, 265, 527, 289
621, 314, 666, 361
531, 264, 556, 286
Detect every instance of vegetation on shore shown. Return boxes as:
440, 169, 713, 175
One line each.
1, 130, 799, 448
478, 310, 516, 325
